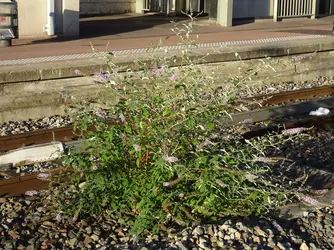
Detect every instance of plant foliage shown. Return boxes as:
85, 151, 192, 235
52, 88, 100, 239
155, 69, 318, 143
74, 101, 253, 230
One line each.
57, 16, 294, 235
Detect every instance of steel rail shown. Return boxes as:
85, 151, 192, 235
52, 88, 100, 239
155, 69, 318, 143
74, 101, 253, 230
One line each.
1, 115, 334, 196
1, 84, 334, 152
242, 83, 334, 106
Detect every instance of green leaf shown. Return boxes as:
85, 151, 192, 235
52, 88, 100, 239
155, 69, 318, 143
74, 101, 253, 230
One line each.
124, 125, 132, 134
251, 192, 258, 202
187, 119, 195, 127
163, 107, 170, 116
207, 122, 214, 131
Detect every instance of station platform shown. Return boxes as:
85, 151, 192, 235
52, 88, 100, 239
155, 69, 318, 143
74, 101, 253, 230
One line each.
0, 13, 334, 66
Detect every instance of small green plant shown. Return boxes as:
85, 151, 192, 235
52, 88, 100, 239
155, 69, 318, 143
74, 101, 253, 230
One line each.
56, 16, 298, 236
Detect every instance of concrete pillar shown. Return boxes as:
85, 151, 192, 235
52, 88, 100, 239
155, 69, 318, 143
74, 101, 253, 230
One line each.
217, 0, 233, 26
136, 0, 144, 13
311, 0, 317, 19
273, 0, 278, 22
47, 0, 55, 36
62, 0, 80, 36
185, 0, 190, 13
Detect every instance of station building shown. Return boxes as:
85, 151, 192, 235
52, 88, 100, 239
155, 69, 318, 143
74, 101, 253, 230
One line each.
0, 0, 333, 38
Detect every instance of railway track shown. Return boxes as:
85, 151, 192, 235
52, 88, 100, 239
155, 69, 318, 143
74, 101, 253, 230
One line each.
243, 83, 334, 106
1, 84, 334, 196
1, 83, 334, 152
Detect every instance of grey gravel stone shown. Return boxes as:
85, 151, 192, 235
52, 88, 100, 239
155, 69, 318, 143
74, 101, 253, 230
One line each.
176, 240, 190, 250
236, 76, 334, 99
267, 238, 276, 248
300, 242, 309, 250
193, 226, 205, 236
277, 242, 286, 250
0, 171, 334, 250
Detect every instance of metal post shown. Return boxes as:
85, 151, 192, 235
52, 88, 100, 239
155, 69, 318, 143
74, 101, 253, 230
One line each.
311, 0, 317, 19
167, 0, 170, 15
273, 0, 279, 22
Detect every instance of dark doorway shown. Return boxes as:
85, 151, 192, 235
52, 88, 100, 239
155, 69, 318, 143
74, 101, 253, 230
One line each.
319, 0, 331, 15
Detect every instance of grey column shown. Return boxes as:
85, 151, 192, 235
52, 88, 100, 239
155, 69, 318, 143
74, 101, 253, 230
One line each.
217, 0, 233, 26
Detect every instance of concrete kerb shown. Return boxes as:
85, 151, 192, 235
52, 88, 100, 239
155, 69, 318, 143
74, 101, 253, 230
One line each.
1, 38, 334, 84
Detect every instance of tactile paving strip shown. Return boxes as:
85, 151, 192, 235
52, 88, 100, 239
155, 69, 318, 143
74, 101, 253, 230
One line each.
0, 34, 329, 66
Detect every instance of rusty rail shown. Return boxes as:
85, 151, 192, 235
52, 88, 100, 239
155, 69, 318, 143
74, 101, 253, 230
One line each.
244, 83, 334, 105
0, 167, 72, 196
0, 125, 96, 152
243, 112, 334, 138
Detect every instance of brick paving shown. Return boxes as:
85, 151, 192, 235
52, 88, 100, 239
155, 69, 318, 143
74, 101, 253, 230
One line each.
0, 13, 334, 62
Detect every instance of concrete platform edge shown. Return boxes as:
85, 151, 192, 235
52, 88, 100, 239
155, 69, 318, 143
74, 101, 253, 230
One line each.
1, 38, 334, 84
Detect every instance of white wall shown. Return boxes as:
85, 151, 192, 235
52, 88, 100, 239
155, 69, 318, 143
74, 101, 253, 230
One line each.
80, 0, 136, 14
16, 0, 48, 38
1, 0, 80, 38
0, 0, 48, 38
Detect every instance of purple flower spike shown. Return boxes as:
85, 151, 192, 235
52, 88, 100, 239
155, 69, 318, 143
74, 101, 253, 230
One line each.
168, 72, 178, 82
133, 144, 141, 152
272, 220, 284, 234
292, 53, 313, 62
240, 118, 253, 125
25, 190, 39, 196
152, 65, 166, 75
95, 110, 108, 118
254, 157, 273, 163
56, 213, 62, 223
245, 173, 258, 181
96, 72, 110, 82
299, 194, 320, 206
72, 215, 78, 223
199, 140, 210, 149
216, 180, 228, 188
119, 113, 126, 123
178, 193, 185, 198
310, 189, 329, 196
74, 69, 82, 75
281, 127, 308, 136
37, 173, 49, 181
163, 182, 171, 187
164, 156, 178, 163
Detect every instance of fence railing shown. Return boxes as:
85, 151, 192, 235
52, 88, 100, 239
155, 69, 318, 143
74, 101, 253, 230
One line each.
0, 2, 18, 39
273, 0, 316, 21
143, 0, 171, 14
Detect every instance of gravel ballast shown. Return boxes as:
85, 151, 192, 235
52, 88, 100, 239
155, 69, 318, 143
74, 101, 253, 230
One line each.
1, 124, 334, 249
0, 186, 333, 250
1, 77, 334, 249
0, 116, 72, 136
236, 76, 334, 99
0, 162, 60, 180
